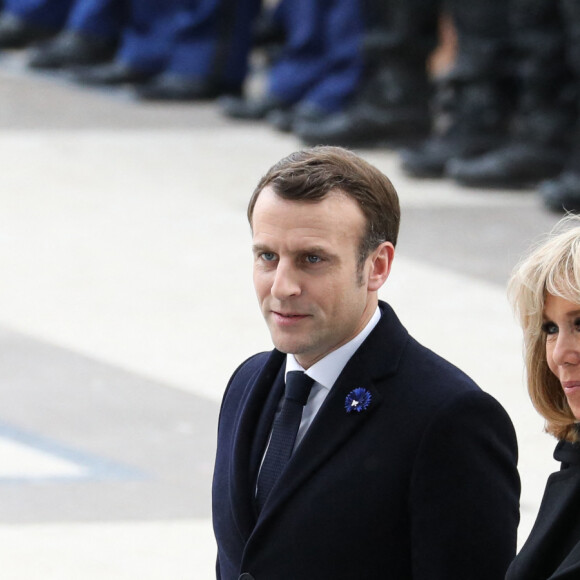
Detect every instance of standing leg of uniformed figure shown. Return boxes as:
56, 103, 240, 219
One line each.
221, 0, 364, 129
135, 0, 261, 101
0, 0, 74, 47
540, 0, 580, 211
294, 0, 438, 147
400, 0, 512, 177
72, 0, 172, 86
448, 0, 575, 189
271, 0, 364, 121
28, 0, 125, 69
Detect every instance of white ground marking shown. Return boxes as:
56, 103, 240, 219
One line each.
0, 437, 87, 479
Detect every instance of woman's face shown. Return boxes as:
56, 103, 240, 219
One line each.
543, 293, 580, 419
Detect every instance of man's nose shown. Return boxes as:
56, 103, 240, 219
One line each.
271, 260, 301, 299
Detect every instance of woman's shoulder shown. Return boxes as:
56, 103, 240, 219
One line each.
554, 435, 580, 470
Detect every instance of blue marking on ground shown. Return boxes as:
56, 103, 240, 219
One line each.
0, 421, 147, 484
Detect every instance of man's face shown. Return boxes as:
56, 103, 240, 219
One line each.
251, 186, 384, 369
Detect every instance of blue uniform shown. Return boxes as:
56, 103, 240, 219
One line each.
67, 0, 126, 40
3, 0, 73, 29
269, 0, 364, 113
115, 1, 174, 73
117, 0, 260, 85
162, 0, 260, 88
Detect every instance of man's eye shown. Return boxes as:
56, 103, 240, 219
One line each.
260, 252, 276, 262
306, 255, 322, 264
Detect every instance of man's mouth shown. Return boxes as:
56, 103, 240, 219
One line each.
272, 311, 309, 323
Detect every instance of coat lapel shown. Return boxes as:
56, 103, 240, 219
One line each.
509, 466, 580, 580
255, 302, 409, 521
542, 442, 580, 579
229, 350, 285, 538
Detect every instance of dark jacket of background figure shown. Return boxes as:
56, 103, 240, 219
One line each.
212, 301, 521, 580
507, 438, 580, 580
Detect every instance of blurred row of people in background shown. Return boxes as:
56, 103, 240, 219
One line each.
0, 0, 577, 213
0, 0, 260, 98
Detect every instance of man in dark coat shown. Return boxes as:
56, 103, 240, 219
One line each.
212, 146, 520, 580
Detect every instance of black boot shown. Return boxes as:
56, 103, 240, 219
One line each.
448, 0, 575, 188
400, 73, 511, 177
294, 60, 432, 147
219, 94, 289, 120
400, 0, 513, 177
294, 0, 439, 147
0, 12, 55, 48
135, 73, 242, 101
448, 80, 576, 188
28, 30, 118, 70
448, 142, 568, 189
73, 60, 156, 86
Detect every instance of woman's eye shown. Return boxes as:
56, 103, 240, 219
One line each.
542, 321, 558, 335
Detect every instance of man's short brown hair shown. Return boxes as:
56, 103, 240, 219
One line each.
248, 146, 400, 268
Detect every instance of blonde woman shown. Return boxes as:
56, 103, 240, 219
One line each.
507, 215, 580, 579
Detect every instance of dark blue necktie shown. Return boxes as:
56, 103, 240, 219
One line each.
256, 371, 314, 511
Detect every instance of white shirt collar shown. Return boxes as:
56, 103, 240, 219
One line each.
285, 305, 381, 390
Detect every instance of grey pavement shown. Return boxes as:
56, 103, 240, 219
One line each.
0, 50, 564, 578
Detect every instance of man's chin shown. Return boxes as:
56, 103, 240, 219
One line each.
271, 339, 301, 355
270, 333, 308, 357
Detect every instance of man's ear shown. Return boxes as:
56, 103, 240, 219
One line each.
367, 242, 395, 291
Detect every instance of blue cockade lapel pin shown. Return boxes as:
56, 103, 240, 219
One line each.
345, 387, 372, 413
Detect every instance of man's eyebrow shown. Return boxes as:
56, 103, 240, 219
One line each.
252, 243, 336, 257
300, 246, 330, 255
252, 243, 271, 254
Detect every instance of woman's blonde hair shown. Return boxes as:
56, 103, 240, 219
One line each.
508, 215, 580, 442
